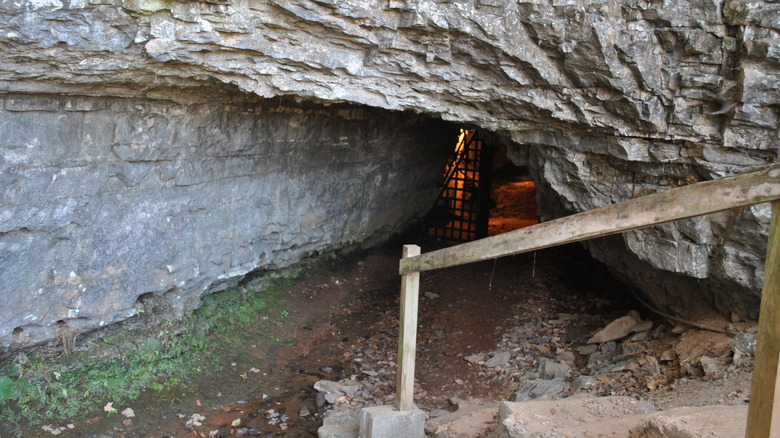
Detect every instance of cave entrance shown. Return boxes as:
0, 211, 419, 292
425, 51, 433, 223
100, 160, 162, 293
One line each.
427, 129, 538, 242
427, 129, 493, 242
487, 144, 539, 236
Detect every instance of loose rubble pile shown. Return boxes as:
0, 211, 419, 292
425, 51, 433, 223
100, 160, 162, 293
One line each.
313, 271, 756, 437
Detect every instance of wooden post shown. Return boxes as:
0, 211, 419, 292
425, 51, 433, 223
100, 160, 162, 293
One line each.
396, 244, 421, 411
746, 178, 780, 437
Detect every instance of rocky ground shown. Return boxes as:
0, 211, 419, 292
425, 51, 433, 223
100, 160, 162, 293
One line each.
312, 241, 755, 438
33, 235, 754, 438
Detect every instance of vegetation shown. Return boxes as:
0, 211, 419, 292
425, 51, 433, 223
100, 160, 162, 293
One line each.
0, 277, 292, 434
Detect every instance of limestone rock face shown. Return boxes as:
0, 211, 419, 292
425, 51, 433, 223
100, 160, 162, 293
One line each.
1, 0, 779, 349
0, 93, 452, 352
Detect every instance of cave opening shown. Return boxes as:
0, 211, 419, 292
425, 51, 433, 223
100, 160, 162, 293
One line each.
426, 128, 539, 242
0, 92, 756, 436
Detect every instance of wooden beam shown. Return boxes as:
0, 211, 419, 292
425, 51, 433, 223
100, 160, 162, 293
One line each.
746, 184, 780, 437
400, 163, 780, 275
396, 244, 421, 411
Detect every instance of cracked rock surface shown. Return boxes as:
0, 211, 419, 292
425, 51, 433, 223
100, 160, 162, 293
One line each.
1, 0, 779, 350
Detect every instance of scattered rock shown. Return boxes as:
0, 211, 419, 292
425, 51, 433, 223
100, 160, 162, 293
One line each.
631, 320, 654, 333
699, 356, 720, 377
643, 356, 661, 376
538, 359, 572, 380
464, 353, 485, 365
730, 333, 756, 367
554, 351, 575, 364
317, 406, 361, 438
588, 316, 638, 344
424, 291, 440, 300
650, 324, 666, 340
576, 344, 598, 356
514, 378, 568, 401
571, 375, 598, 393
660, 350, 676, 362
485, 351, 511, 368
314, 379, 361, 402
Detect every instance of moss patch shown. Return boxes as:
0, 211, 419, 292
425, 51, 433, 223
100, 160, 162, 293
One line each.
0, 277, 292, 436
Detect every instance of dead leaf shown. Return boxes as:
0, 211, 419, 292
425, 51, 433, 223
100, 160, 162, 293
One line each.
231, 418, 241, 427
42, 425, 62, 435
104, 402, 117, 414
249, 367, 261, 373
121, 407, 135, 418
196, 399, 202, 407
90, 417, 100, 424
123, 419, 133, 426
185, 413, 206, 428
240, 373, 248, 379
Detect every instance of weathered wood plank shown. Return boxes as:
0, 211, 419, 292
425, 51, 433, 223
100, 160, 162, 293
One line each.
400, 163, 780, 275
746, 195, 780, 437
396, 244, 421, 411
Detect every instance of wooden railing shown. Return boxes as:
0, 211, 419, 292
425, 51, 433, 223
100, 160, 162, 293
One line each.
395, 163, 780, 437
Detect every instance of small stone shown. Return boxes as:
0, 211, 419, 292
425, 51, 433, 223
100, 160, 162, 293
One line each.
514, 378, 568, 401
660, 350, 676, 362
428, 409, 450, 418
538, 359, 572, 380
299, 409, 311, 418
644, 356, 661, 376
485, 350, 511, 368
507, 331, 530, 343
576, 344, 598, 356
599, 341, 618, 355
630, 320, 654, 333
700, 356, 720, 377
730, 333, 756, 366
424, 291, 439, 299
672, 325, 687, 334
588, 316, 637, 344
571, 375, 598, 393
464, 353, 485, 365
554, 351, 575, 364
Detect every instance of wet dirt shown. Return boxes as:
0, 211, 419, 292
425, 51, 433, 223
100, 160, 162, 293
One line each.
28, 233, 754, 438
58, 236, 640, 437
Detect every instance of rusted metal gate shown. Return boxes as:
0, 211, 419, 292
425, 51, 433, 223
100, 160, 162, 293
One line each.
427, 129, 494, 242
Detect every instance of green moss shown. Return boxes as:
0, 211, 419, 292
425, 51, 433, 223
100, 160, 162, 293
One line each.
723, 1, 751, 25
0, 277, 293, 434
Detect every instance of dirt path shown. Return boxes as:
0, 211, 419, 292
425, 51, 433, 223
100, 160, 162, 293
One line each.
43, 237, 751, 438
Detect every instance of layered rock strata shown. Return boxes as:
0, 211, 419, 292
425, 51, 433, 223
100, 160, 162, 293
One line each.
0, 92, 452, 352
1, 0, 778, 349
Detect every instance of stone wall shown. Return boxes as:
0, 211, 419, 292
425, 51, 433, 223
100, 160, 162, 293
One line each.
0, 93, 453, 352
1, 0, 778, 340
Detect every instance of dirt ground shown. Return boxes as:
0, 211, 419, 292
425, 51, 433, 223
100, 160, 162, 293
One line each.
32, 235, 753, 438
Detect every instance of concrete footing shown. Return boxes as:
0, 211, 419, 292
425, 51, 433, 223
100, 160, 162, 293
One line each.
359, 405, 426, 438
